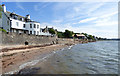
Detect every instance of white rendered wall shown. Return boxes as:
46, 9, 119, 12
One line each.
10, 18, 26, 30
25, 22, 40, 35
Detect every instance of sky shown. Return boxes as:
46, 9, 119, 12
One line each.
2, 2, 118, 38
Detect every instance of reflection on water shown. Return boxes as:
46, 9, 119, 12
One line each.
18, 41, 118, 74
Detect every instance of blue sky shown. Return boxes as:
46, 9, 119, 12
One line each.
2, 2, 118, 38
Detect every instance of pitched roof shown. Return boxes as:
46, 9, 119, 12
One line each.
4, 11, 40, 23
6, 11, 25, 18
4, 11, 26, 22
76, 34, 85, 37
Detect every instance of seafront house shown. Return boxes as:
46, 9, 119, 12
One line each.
73, 33, 87, 39
0, 4, 51, 36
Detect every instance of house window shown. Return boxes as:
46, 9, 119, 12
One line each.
30, 31, 32, 34
16, 22, 19, 26
34, 31, 36, 35
30, 24, 32, 28
37, 25, 39, 29
37, 31, 39, 35
23, 24, 26, 28
34, 24, 36, 28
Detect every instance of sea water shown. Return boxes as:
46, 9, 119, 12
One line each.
17, 41, 118, 74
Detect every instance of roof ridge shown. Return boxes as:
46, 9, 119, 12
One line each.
6, 11, 25, 18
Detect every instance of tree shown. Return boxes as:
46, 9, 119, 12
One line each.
64, 30, 73, 38
48, 28, 56, 34
98, 37, 102, 40
88, 35, 94, 40
57, 32, 64, 38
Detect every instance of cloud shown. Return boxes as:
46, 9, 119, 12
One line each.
101, 11, 118, 18
94, 17, 118, 27
96, 21, 118, 26
72, 10, 117, 25
71, 3, 104, 17
78, 17, 98, 23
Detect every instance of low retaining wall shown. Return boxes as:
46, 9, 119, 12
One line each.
1, 32, 57, 45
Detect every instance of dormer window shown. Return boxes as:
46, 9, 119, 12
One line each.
12, 15, 14, 18
20, 18, 24, 21
14, 15, 18, 19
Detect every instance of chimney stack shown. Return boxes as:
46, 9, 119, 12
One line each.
26, 14, 30, 19
2, 4, 6, 12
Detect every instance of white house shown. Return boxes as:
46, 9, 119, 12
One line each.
1, 4, 51, 36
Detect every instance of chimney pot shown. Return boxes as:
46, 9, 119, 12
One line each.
2, 4, 5, 6
2, 4, 6, 12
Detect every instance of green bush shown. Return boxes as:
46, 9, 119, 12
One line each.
57, 32, 64, 38
0, 5, 2, 18
0, 28, 7, 32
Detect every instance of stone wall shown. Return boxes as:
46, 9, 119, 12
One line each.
1, 31, 57, 45
56, 38, 89, 44
56, 38, 74, 44
0, 32, 86, 46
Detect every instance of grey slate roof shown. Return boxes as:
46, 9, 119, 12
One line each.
4, 11, 40, 23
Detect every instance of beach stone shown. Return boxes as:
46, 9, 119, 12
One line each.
56, 61, 60, 62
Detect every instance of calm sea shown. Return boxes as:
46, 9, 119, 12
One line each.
18, 41, 118, 74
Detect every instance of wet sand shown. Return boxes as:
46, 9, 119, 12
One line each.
1, 44, 71, 74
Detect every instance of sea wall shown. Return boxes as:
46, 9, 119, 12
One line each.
56, 38, 74, 44
0, 31, 57, 45
56, 38, 88, 45
0, 31, 89, 46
